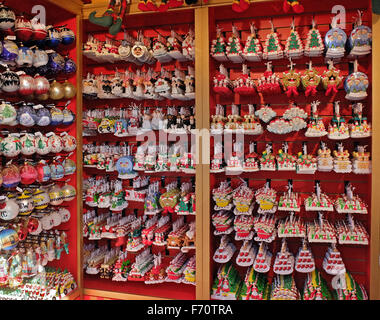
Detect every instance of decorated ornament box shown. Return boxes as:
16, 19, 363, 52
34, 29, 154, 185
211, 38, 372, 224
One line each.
209, 2, 372, 300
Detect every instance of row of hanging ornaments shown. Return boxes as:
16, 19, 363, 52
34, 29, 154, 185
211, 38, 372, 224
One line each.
0, 3, 78, 299
211, 13, 371, 63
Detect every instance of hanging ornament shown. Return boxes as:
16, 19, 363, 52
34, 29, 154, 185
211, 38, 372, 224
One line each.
2, 163, 21, 188
61, 183, 76, 202
226, 25, 244, 63
0, 3, 15, 30
33, 48, 48, 68
211, 25, 228, 62
242, 23, 262, 62
31, 17, 47, 41
16, 190, 34, 216
344, 60, 369, 101
1, 68, 19, 93
1, 134, 21, 158
350, 103, 371, 138
213, 64, 233, 95
63, 158, 76, 176
36, 160, 51, 183
34, 74, 50, 95
62, 80, 77, 99
63, 56, 77, 74
35, 132, 51, 155
325, 18, 347, 60
233, 64, 256, 95
301, 61, 321, 97
16, 45, 33, 68
305, 101, 327, 138
50, 158, 65, 180
34, 104, 51, 126
263, 20, 283, 60
50, 105, 64, 126
322, 60, 343, 97
49, 80, 65, 100
0, 195, 19, 220
0, 101, 17, 125
33, 187, 50, 210
62, 105, 75, 125
349, 11, 372, 57
255, 104, 276, 123
48, 184, 64, 206
328, 101, 349, 140
0, 40, 18, 65
20, 133, 36, 155
15, 15, 33, 42
281, 59, 301, 98
45, 26, 62, 48
17, 103, 37, 127
60, 26, 75, 45
285, 19, 303, 59
61, 133, 77, 152
19, 162, 38, 185
18, 73, 35, 95
59, 207, 71, 223
0, 229, 18, 250
294, 240, 315, 273
304, 17, 324, 57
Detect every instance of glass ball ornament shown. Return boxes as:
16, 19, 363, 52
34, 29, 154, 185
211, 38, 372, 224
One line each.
15, 15, 33, 42
50, 210, 62, 227
0, 196, 19, 220
61, 183, 76, 202
62, 134, 77, 152
16, 45, 33, 68
58, 207, 71, 223
19, 162, 38, 185
41, 213, 54, 230
32, 49, 48, 68
63, 57, 77, 74
49, 80, 64, 100
0, 40, 18, 65
32, 187, 50, 210
0, 4, 16, 30
36, 161, 51, 183
48, 184, 64, 206
18, 73, 35, 96
63, 158, 76, 176
50, 106, 64, 126
35, 105, 51, 126
16, 191, 34, 216
1, 135, 21, 158
28, 218, 42, 235
1, 68, 19, 93
47, 52, 65, 74
20, 133, 36, 155
31, 17, 47, 41
34, 74, 50, 95
63, 80, 76, 99
35, 133, 51, 155
50, 160, 65, 180
62, 107, 75, 125
60, 26, 75, 45
17, 104, 37, 127
48, 133, 63, 153
45, 26, 62, 48
0, 101, 17, 125
2, 164, 21, 188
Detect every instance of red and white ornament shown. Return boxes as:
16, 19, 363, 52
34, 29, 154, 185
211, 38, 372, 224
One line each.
61, 132, 77, 152
18, 73, 35, 96
15, 15, 33, 42
47, 132, 63, 153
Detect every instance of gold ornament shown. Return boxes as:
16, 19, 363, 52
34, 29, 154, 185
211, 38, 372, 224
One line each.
63, 80, 76, 99
49, 80, 64, 100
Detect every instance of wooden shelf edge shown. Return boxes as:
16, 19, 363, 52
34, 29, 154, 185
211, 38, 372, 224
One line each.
62, 288, 81, 300
83, 288, 171, 300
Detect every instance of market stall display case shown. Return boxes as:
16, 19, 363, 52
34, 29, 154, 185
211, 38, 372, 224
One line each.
206, 0, 376, 300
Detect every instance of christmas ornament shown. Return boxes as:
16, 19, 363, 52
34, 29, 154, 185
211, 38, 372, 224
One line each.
1, 68, 19, 93
273, 239, 294, 275
317, 141, 333, 172
285, 20, 303, 58
322, 60, 343, 97
16, 45, 33, 67
334, 182, 367, 214
304, 18, 324, 57
35, 104, 52, 126
45, 26, 62, 48
48, 53, 65, 74
233, 64, 256, 95
18, 103, 38, 127
349, 11, 372, 57
213, 64, 233, 95
31, 17, 47, 41
263, 20, 283, 60
0, 101, 17, 125
328, 102, 349, 140
59, 207, 71, 223
63, 158, 76, 175
256, 62, 281, 95
15, 15, 33, 41
60, 26, 75, 45
352, 145, 371, 174
281, 59, 300, 98
0, 40, 18, 65
323, 244, 346, 275
62, 80, 76, 99
0, 195, 19, 220
305, 101, 327, 137
50, 159, 65, 180
283, 0, 304, 13
226, 25, 243, 63
34, 74, 50, 95
296, 142, 317, 174
33, 49, 48, 68
255, 104, 276, 123
33, 187, 50, 210
2, 163, 20, 188
0, 229, 18, 250
49, 184, 64, 206
18, 73, 35, 96
36, 160, 51, 183
0, 3, 15, 30
63, 56, 77, 74
61, 133, 77, 152
304, 182, 334, 212
242, 23, 262, 61
344, 60, 369, 101
35, 132, 51, 155
16, 190, 34, 216
50, 105, 64, 126
325, 20, 347, 59
294, 240, 315, 273
333, 143, 352, 173
62, 106, 75, 125
302, 61, 321, 97
211, 26, 228, 62
61, 183, 76, 202
20, 162, 38, 184
1, 134, 21, 157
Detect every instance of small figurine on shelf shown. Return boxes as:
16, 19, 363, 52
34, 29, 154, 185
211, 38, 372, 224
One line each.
226, 25, 244, 63
281, 59, 301, 98
302, 61, 321, 97
304, 17, 325, 57
233, 64, 256, 95
242, 23, 262, 62
285, 19, 303, 59
317, 141, 334, 172
262, 19, 284, 60
276, 143, 296, 172
333, 143, 352, 173
322, 60, 343, 97
328, 101, 349, 140
352, 144, 371, 175
213, 64, 233, 95
296, 142, 317, 174
259, 143, 276, 171
305, 101, 327, 138
349, 103, 371, 138
211, 25, 228, 62
348, 10, 372, 57
334, 182, 368, 214
345, 60, 369, 101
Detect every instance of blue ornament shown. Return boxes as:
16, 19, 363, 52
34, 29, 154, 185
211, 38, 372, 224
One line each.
62, 107, 75, 125
50, 106, 64, 126
48, 52, 65, 74
64, 57, 77, 74
1, 40, 18, 62
60, 27, 75, 45
0, 229, 18, 250
45, 26, 61, 48
50, 161, 65, 180
116, 156, 136, 179
36, 106, 52, 126
17, 104, 38, 127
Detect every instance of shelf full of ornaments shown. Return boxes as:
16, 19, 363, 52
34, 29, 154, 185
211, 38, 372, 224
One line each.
82, 175, 196, 286
0, 3, 79, 299
210, 178, 369, 300
82, 28, 195, 103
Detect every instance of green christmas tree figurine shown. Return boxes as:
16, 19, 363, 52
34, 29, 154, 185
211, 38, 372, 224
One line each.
263, 20, 283, 60
211, 25, 228, 62
285, 22, 303, 58
242, 23, 263, 61
304, 18, 324, 57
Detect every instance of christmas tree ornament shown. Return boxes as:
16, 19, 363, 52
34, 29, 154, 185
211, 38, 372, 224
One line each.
334, 182, 367, 214
242, 23, 262, 61
18, 72, 35, 95
263, 20, 283, 60
256, 62, 281, 95
49, 184, 64, 206
348, 10, 372, 57
325, 19, 347, 60
304, 181, 334, 212
15, 15, 33, 42
19, 162, 37, 185
211, 25, 228, 62
281, 59, 301, 98
33, 187, 50, 210
333, 143, 352, 173
302, 61, 321, 97
35, 132, 51, 155
1, 134, 21, 158
17, 103, 38, 127
0, 3, 15, 30
16, 190, 34, 216
49, 80, 65, 100
253, 242, 272, 273
213, 64, 233, 95
0, 101, 17, 125
34, 74, 50, 95
16, 45, 34, 68
233, 64, 256, 95
296, 142, 317, 174
0, 195, 19, 220
304, 17, 325, 57
2, 163, 21, 188
1, 68, 19, 93
45, 26, 62, 48
285, 19, 303, 58
305, 101, 327, 137
47, 132, 63, 153
352, 145, 371, 174
328, 101, 349, 140
344, 60, 369, 101
210, 262, 242, 300
60, 26, 75, 45
273, 239, 294, 275
61, 183, 77, 202
36, 160, 51, 183
31, 17, 47, 41
317, 141, 333, 172
226, 25, 243, 63
0, 40, 18, 65
62, 80, 77, 99
323, 244, 346, 275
